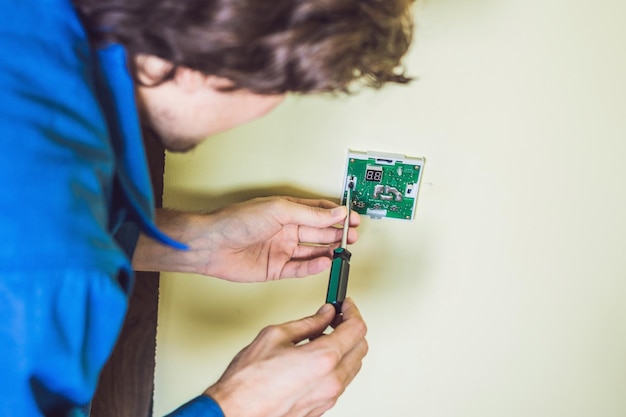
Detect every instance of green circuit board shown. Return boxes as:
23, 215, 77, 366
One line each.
341, 150, 425, 220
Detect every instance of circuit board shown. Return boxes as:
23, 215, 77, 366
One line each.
341, 150, 425, 220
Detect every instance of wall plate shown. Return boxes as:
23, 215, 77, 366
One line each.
341, 149, 425, 220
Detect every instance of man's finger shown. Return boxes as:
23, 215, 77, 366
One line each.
303, 298, 367, 357
280, 196, 339, 210
333, 336, 368, 386
281, 257, 333, 278
268, 199, 349, 229
297, 225, 359, 246
323, 298, 367, 352
271, 304, 336, 345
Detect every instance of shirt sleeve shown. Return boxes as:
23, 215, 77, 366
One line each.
164, 395, 225, 417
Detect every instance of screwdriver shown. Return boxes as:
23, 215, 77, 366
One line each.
325, 182, 353, 314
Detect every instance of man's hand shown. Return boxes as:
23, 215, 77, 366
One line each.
204, 298, 368, 417
132, 196, 360, 282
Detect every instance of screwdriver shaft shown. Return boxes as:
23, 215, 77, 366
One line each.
340, 185, 351, 249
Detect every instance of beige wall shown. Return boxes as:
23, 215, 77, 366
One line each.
154, 0, 626, 415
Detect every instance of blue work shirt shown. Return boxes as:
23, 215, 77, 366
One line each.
0, 0, 222, 416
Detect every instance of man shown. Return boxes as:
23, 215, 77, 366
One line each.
0, 0, 415, 415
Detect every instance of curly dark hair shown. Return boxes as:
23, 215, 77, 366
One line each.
73, 0, 415, 94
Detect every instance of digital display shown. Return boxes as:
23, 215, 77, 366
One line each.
365, 168, 383, 182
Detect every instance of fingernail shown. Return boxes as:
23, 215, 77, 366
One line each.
331, 206, 345, 217
317, 304, 333, 315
